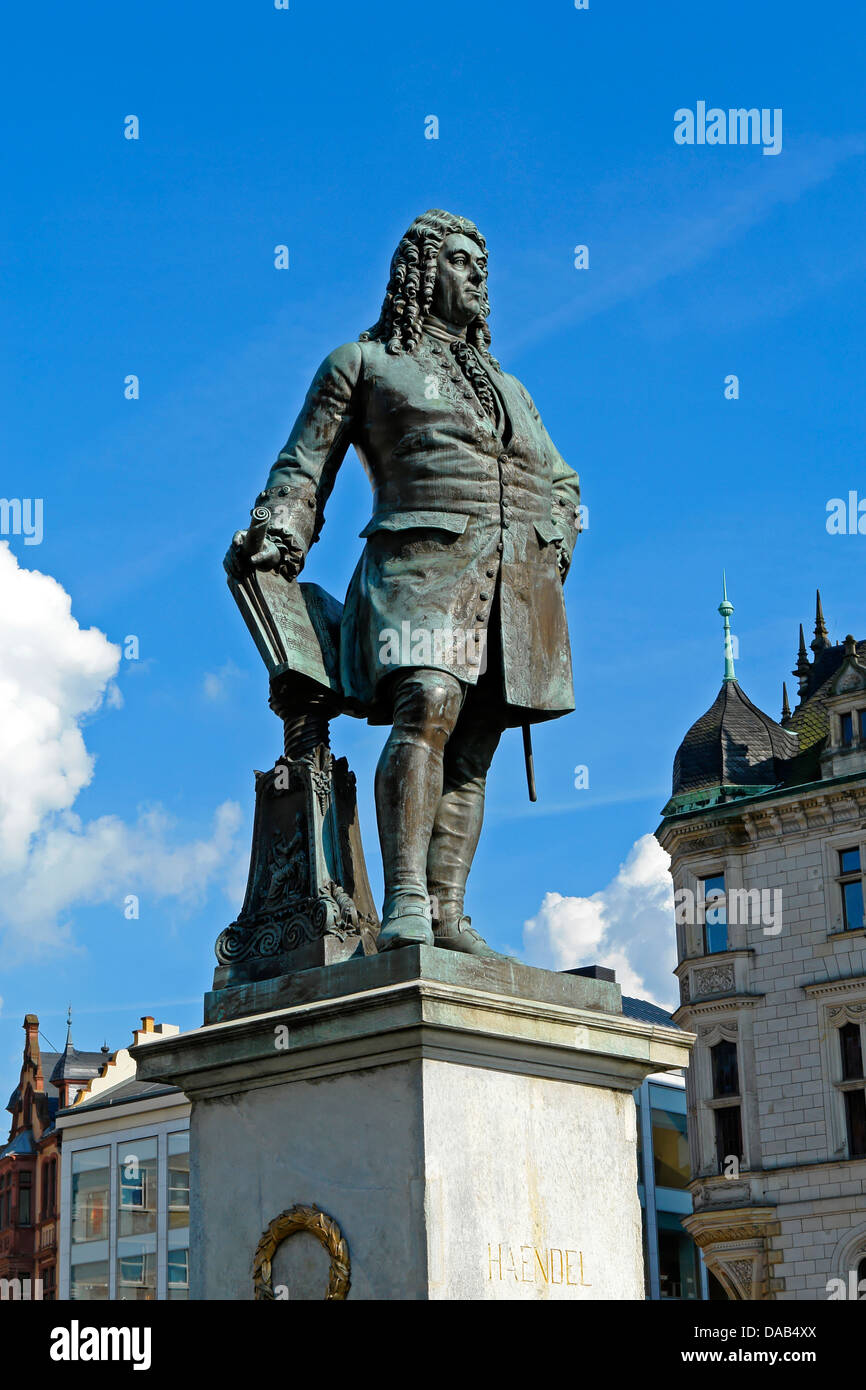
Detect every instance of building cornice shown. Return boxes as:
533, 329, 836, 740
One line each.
802, 973, 866, 999
673, 993, 763, 1026
657, 772, 866, 855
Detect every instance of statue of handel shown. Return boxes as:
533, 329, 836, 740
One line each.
228, 210, 581, 957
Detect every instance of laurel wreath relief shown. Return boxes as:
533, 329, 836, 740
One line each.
253, 1204, 351, 1301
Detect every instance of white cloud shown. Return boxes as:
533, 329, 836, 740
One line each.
202, 660, 244, 702
0, 543, 120, 871
522, 834, 678, 1010
0, 546, 246, 959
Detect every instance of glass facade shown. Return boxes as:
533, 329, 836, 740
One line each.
635, 1077, 706, 1301
64, 1125, 189, 1300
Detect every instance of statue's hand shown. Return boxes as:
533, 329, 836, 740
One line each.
225, 515, 305, 582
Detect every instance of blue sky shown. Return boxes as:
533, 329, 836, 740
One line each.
2, 0, 865, 1082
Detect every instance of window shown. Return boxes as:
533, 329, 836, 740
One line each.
842, 712, 854, 746
42, 1264, 56, 1301
708, 1038, 743, 1171
858, 1257, 866, 1300
712, 1040, 739, 1098
41, 1159, 56, 1220
840, 1022, 863, 1080
71, 1147, 110, 1244
70, 1257, 109, 1301
18, 1171, 32, 1226
117, 1138, 157, 1300
168, 1132, 190, 1301
651, 1103, 690, 1190
0, 1174, 8, 1229
168, 1132, 190, 1221
838, 1024, 866, 1158
714, 1107, 744, 1169
118, 1139, 157, 1236
838, 849, 865, 932
701, 873, 728, 954
167, 1246, 190, 1298
860, 710, 866, 741
657, 1216, 700, 1300
117, 1242, 157, 1301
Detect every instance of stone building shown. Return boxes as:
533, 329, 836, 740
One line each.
0, 1012, 108, 1299
656, 588, 866, 1300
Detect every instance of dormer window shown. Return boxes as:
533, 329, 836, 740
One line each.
860, 709, 866, 740
842, 713, 854, 746
838, 849, 865, 932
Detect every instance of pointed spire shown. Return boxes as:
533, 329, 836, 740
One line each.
64, 1005, 74, 1051
781, 681, 792, 723
811, 589, 830, 654
794, 622, 811, 694
718, 573, 736, 682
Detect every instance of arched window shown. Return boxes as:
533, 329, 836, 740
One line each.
858, 1256, 866, 1300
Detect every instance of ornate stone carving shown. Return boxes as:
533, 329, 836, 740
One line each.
723, 1257, 755, 1299
213, 746, 378, 985
253, 1204, 350, 1301
695, 964, 735, 996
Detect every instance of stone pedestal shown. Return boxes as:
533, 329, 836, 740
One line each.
132, 948, 691, 1301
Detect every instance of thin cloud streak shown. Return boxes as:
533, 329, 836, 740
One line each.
506, 136, 866, 357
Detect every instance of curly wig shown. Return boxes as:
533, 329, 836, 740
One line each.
361, 209, 495, 360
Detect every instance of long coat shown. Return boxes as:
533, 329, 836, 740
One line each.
256, 335, 581, 726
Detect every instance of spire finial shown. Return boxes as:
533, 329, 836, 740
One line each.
794, 622, 811, 694
781, 681, 792, 723
812, 589, 830, 653
65, 1005, 73, 1048
718, 573, 736, 682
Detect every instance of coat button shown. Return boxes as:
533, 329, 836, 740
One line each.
496, 541, 504, 552
485, 568, 495, 578
480, 592, 489, 602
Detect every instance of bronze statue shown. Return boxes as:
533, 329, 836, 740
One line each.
228, 210, 581, 959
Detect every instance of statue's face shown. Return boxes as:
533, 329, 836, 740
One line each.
430, 232, 486, 327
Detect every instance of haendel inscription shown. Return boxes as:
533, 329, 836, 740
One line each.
487, 1243, 591, 1286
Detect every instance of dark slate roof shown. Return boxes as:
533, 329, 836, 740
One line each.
49, 1045, 107, 1087
622, 996, 681, 1028
6, 1053, 61, 1115
785, 637, 866, 784
0, 1128, 36, 1159
672, 680, 798, 798
59, 1078, 181, 1116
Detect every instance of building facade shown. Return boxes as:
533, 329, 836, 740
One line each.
635, 1069, 709, 1300
657, 590, 866, 1300
56, 1016, 189, 1301
0, 1013, 108, 1300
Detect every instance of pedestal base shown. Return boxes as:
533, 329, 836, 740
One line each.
132, 948, 691, 1300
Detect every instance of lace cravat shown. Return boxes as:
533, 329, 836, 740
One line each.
449, 339, 499, 424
